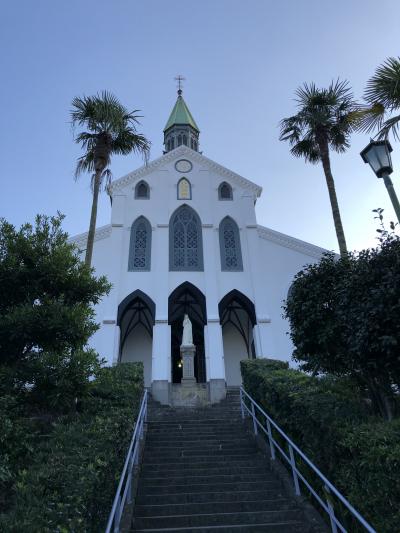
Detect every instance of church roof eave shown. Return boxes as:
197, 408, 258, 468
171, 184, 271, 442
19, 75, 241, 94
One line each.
108, 145, 262, 198
257, 224, 331, 259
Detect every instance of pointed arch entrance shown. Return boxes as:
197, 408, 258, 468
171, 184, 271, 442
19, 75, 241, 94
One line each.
168, 282, 207, 383
219, 290, 256, 386
117, 290, 155, 387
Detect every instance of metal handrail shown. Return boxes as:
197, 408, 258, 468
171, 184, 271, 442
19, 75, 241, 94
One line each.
240, 387, 377, 533
105, 389, 148, 533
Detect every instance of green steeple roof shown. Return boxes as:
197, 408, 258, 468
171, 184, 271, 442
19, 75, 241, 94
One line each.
164, 93, 199, 132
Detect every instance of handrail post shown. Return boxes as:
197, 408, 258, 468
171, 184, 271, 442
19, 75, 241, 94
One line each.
325, 485, 338, 533
251, 401, 258, 436
240, 388, 245, 419
289, 444, 300, 496
266, 419, 276, 460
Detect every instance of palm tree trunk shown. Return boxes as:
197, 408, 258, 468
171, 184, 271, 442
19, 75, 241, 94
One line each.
84, 169, 102, 267
318, 140, 348, 257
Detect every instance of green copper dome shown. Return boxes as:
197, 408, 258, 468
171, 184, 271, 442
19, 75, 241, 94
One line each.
164, 94, 199, 132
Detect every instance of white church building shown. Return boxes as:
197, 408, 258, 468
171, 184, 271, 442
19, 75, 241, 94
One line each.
70, 89, 326, 405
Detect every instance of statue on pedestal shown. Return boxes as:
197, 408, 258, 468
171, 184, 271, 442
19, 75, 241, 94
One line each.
180, 314, 196, 383
181, 313, 193, 346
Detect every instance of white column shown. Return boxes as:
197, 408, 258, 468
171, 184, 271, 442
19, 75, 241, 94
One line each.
205, 320, 225, 379
253, 320, 275, 358
152, 321, 171, 381
151, 321, 171, 404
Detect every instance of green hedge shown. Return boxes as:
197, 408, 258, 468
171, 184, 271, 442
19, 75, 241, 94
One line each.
0, 362, 143, 532
241, 359, 399, 533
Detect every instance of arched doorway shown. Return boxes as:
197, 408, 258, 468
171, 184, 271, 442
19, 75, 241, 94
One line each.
219, 290, 256, 386
168, 282, 207, 383
117, 290, 155, 387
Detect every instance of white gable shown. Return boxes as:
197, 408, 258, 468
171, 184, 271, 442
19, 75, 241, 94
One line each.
109, 145, 262, 200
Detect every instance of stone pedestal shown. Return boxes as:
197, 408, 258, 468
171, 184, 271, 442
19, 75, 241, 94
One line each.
180, 343, 196, 384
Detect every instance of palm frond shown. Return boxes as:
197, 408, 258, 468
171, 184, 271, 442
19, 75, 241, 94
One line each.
355, 102, 386, 135
364, 57, 400, 110
376, 113, 400, 141
290, 139, 320, 163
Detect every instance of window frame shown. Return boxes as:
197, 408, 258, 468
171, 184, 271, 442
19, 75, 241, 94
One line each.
218, 181, 233, 201
134, 180, 150, 200
169, 205, 204, 271
219, 216, 243, 272
128, 216, 152, 271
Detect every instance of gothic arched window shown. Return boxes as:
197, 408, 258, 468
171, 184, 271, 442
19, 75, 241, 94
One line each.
170, 205, 204, 271
135, 180, 150, 199
218, 182, 233, 200
128, 216, 152, 271
177, 177, 192, 200
219, 216, 243, 271
178, 134, 182, 146
183, 134, 187, 146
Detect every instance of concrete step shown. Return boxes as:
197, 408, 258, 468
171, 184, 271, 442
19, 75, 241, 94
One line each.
134, 509, 305, 530
134, 524, 307, 532
138, 480, 281, 496
139, 472, 272, 487
135, 488, 286, 506
134, 497, 293, 517
141, 453, 266, 466
140, 464, 271, 478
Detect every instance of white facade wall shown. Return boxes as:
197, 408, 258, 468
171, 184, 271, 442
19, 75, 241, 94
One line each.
70, 146, 326, 401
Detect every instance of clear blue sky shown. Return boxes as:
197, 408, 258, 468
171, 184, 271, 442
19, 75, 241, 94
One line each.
2, 0, 400, 253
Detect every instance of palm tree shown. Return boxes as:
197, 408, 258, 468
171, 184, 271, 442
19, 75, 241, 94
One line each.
359, 57, 400, 140
279, 80, 358, 257
71, 91, 150, 267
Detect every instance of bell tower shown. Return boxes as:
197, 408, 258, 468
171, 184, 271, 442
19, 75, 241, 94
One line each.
164, 76, 200, 153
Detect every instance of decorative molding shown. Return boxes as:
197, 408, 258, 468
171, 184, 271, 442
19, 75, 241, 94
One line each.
112, 223, 123, 227
108, 145, 262, 199
246, 224, 258, 228
202, 224, 213, 228
68, 224, 112, 250
155, 319, 168, 324
257, 225, 328, 259
103, 319, 116, 325
157, 223, 169, 228
207, 318, 220, 323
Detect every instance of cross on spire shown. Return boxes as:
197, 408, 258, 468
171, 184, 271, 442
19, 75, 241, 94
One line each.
174, 75, 186, 96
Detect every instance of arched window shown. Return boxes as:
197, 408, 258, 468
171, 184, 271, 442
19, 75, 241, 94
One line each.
219, 216, 243, 271
170, 205, 204, 271
182, 134, 187, 146
171, 138, 175, 149
128, 216, 151, 271
177, 177, 192, 200
218, 182, 233, 200
135, 180, 150, 199
178, 134, 182, 146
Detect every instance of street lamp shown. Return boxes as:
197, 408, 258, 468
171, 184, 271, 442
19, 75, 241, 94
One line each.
360, 139, 400, 224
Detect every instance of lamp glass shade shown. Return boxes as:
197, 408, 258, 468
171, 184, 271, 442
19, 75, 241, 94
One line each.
361, 140, 393, 178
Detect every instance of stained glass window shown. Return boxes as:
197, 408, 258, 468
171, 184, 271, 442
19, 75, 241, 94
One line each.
128, 217, 151, 271
219, 217, 243, 271
177, 177, 192, 200
170, 205, 203, 271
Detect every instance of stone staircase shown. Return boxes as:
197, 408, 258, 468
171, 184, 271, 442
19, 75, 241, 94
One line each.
131, 388, 323, 532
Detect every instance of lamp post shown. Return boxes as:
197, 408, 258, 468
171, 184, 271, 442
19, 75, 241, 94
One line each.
360, 139, 400, 224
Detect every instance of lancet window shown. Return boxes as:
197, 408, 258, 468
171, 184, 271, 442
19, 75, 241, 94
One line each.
218, 181, 233, 200
135, 180, 150, 199
219, 216, 243, 271
170, 205, 204, 271
128, 216, 151, 271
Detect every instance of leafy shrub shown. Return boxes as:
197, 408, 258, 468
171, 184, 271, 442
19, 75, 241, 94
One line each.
241, 360, 397, 533
0, 362, 143, 532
